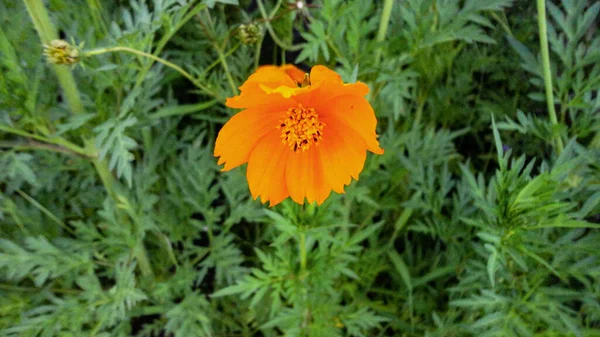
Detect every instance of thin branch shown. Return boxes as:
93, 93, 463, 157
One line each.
0, 140, 93, 158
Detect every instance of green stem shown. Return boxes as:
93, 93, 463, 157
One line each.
16, 189, 76, 235
0, 140, 86, 157
23, 0, 154, 278
54, 67, 85, 114
374, 0, 394, 66
299, 231, 307, 272
256, 0, 304, 52
22, 0, 55, 44
23, 0, 84, 114
369, 0, 394, 102
91, 157, 118, 202
202, 43, 240, 76
590, 131, 600, 149
489, 11, 512, 37
0, 283, 80, 295
0, 125, 87, 156
133, 2, 207, 89
85, 0, 109, 36
414, 94, 427, 125
133, 240, 154, 278
254, 31, 265, 70
536, 0, 564, 154
84, 139, 154, 277
84, 46, 220, 100
215, 45, 239, 95
326, 38, 345, 63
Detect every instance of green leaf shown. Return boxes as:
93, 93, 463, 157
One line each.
94, 117, 138, 187
388, 251, 412, 291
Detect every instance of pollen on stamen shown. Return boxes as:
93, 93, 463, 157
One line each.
277, 105, 325, 152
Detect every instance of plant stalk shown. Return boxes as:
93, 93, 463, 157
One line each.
256, 0, 303, 52
375, 0, 394, 66
134, 2, 207, 89
23, 0, 84, 115
24, 0, 154, 277
0, 125, 87, 156
216, 45, 239, 95
536, 0, 564, 154
85, 141, 155, 278
299, 231, 307, 272
84, 46, 220, 100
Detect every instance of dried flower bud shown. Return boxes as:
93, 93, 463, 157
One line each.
43, 39, 80, 65
237, 23, 261, 45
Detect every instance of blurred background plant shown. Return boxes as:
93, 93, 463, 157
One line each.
1, 0, 599, 336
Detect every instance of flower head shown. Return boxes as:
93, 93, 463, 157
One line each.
215, 64, 384, 206
43, 40, 80, 65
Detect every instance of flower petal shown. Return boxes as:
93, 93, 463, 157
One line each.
310, 65, 343, 86
285, 148, 331, 205
318, 95, 383, 154
215, 105, 286, 171
310, 65, 370, 98
226, 67, 297, 109
280, 64, 306, 84
246, 131, 290, 206
319, 120, 367, 187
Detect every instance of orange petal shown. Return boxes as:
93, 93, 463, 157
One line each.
310, 65, 343, 86
310, 65, 370, 98
318, 95, 383, 154
246, 131, 290, 206
318, 120, 367, 187
307, 147, 331, 205
285, 148, 331, 205
215, 105, 287, 171
281, 64, 307, 84
316, 141, 349, 194
244, 66, 297, 89
226, 67, 298, 109
284, 151, 308, 204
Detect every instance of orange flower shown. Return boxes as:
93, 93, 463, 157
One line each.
214, 64, 384, 206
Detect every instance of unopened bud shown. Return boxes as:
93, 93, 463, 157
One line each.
237, 23, 261, 45
43, 40, 80, 65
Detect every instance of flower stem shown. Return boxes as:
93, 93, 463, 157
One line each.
23, 1, 154, 278
256, 0, 304, 52
216, 45, 239, 95
536, 0, 564, 154
414, 92, 427, 125
202, 43, 240, 75
134, 240, 154, 278
23, 0, 84, 115
133, 2, 207, 89
375, 0, 394, 66
299, 231, 307, 272
0, 124, 87, 156
84, 46, 220, 100
86, 139, 117, 201
254, 32, 265, 70
85, 139, 154, 277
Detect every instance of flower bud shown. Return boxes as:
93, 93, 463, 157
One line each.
237, 23, 261, 45
43, 39, 80, 65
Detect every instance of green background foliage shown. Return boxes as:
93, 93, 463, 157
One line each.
1, 0, 600, 336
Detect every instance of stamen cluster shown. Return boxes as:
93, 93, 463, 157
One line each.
278, 105, 325, 152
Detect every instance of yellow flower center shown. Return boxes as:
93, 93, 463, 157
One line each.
277, 105, 325, 152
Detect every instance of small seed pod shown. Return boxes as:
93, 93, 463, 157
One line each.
237, 23, 261, 45
43, 39, 80, 65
